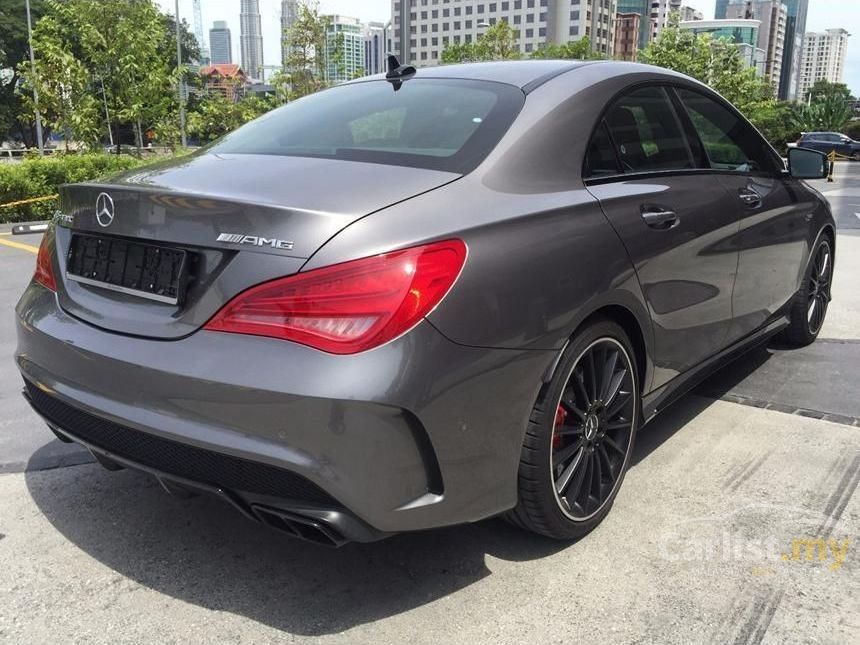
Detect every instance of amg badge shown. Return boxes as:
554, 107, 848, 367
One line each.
217, 233, 294, 250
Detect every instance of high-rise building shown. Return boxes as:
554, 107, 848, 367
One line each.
615, 12, 646, 61
715, 0, 733, 19
797, 29, 851, 100
650, 1, 701, 41
281, 0, 300, 67
616, 0, 653, 50
725, 1, 787, 92
240, 0, 264, 80
209, 21, 232, 65
391, 0, 619, 68
779, 0, 809, 100
680, 19, 765, 72
364, 21, 391, 75
678, 6, 703, 22
324, 15, 365, 83
192, 0, 209, 65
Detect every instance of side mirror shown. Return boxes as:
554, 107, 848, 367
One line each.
787, 147, 829, 179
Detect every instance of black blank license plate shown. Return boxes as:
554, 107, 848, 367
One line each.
66, 233, 187, 304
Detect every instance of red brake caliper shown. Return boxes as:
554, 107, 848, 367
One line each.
553, 405, 567, 449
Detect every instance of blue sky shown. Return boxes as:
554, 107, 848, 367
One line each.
161, 0, 858, 96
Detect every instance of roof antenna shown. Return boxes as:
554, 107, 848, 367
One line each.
385, 53, 416, 90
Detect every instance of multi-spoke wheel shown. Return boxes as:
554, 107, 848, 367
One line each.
806, 241, 831, 335
507, 319, 640, 539
781, 236, 833, 347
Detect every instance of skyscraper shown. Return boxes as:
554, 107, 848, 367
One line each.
364, 21, 390, 76
715, 0, 733, 19
617, 0, 653, 50
209, 21, 232, 65
779, 0, 809, 100
240, 0, 264, 80
798, 29, 851, 100
324, 15, 365, 83
650, 0, 699, 41
281, 0, 299, 67
192, 0, 209, 65
391, 0, 619, 67
725, 1, 787, 93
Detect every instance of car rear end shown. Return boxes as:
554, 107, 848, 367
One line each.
15, 76, 555, 544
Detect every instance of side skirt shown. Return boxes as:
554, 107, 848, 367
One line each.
641, 315, 790, 424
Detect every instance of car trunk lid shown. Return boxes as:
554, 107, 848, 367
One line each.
54, 152, 459, 339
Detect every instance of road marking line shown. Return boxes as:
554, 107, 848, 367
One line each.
0, 237, 38, 254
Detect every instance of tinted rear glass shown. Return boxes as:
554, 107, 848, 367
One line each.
208, 79, 525, 173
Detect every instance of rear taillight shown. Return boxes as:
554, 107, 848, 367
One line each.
34, 233, 56, 292
204, 239, 467, 354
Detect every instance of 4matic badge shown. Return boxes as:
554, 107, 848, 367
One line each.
216, 233, 294, 250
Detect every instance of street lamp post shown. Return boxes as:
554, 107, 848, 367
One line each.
25, 0, 44, 154
175, 0, 187, 147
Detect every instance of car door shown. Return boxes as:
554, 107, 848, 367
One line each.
584, 85, 742, 391
836, 134, 854, 157
803, 134, 828, 154
674, 87, 810, 342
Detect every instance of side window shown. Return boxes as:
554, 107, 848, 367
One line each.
602, 86, 694, 174
584, 121, 620, 177
677, 88, 776, 173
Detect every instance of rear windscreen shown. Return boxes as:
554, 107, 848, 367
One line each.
208, 79, 525, 173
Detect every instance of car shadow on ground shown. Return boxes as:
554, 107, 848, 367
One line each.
23, 342, 778, 636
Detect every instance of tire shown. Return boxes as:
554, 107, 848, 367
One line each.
852, 151, 860, 162
506, 319, 640, 539
780, 236, 833, 346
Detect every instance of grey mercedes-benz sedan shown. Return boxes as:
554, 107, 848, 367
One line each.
16, 60, 834, 546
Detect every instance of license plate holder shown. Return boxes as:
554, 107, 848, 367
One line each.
66, 233, 188, 305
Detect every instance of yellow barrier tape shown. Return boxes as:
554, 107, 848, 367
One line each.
827, 150, 856, 161
0, 237, 39, 254
0, 194, 58, 209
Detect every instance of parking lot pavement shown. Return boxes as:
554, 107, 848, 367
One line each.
0, 164, 858, 643
0, 230, 92, 473
0, 398, 857, 643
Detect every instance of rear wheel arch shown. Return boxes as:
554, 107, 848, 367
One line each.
558, 304, 651, 395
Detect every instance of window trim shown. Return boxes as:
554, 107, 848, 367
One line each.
582, 80, 785, 184
671, 85, 783, 176
582, 82, 696, 181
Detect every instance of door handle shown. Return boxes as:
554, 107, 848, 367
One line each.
738, 188, 762, 208
640, 206, 679, 230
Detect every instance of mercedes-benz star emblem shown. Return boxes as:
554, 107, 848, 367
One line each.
95, 192, 115, 227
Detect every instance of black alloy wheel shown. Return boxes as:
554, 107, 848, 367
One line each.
507, 319, 639, 539
781, 236, 833, 346
551, 338, 636, 520
806, 240, 832, 335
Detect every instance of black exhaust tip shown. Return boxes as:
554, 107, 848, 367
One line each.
252, 505, 347, 547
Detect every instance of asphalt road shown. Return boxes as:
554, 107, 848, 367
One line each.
0, 164, 858, 643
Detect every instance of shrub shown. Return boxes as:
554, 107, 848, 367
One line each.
844, 120, 860, 141
0, 153, 149, 223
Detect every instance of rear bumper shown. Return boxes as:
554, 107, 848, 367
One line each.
16, 282, 556, 536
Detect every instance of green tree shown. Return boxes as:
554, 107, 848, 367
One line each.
186, 92, 269, 144
17, 0, 196, 151
791, 95, 854, 133
0, 0, 47, 146
16, 15, 101, 148
803, 79, 855, 104
283, 2, 329, 99
531, 37, 603, 60
640, 13, 775, 125
442, 20, 520, 63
